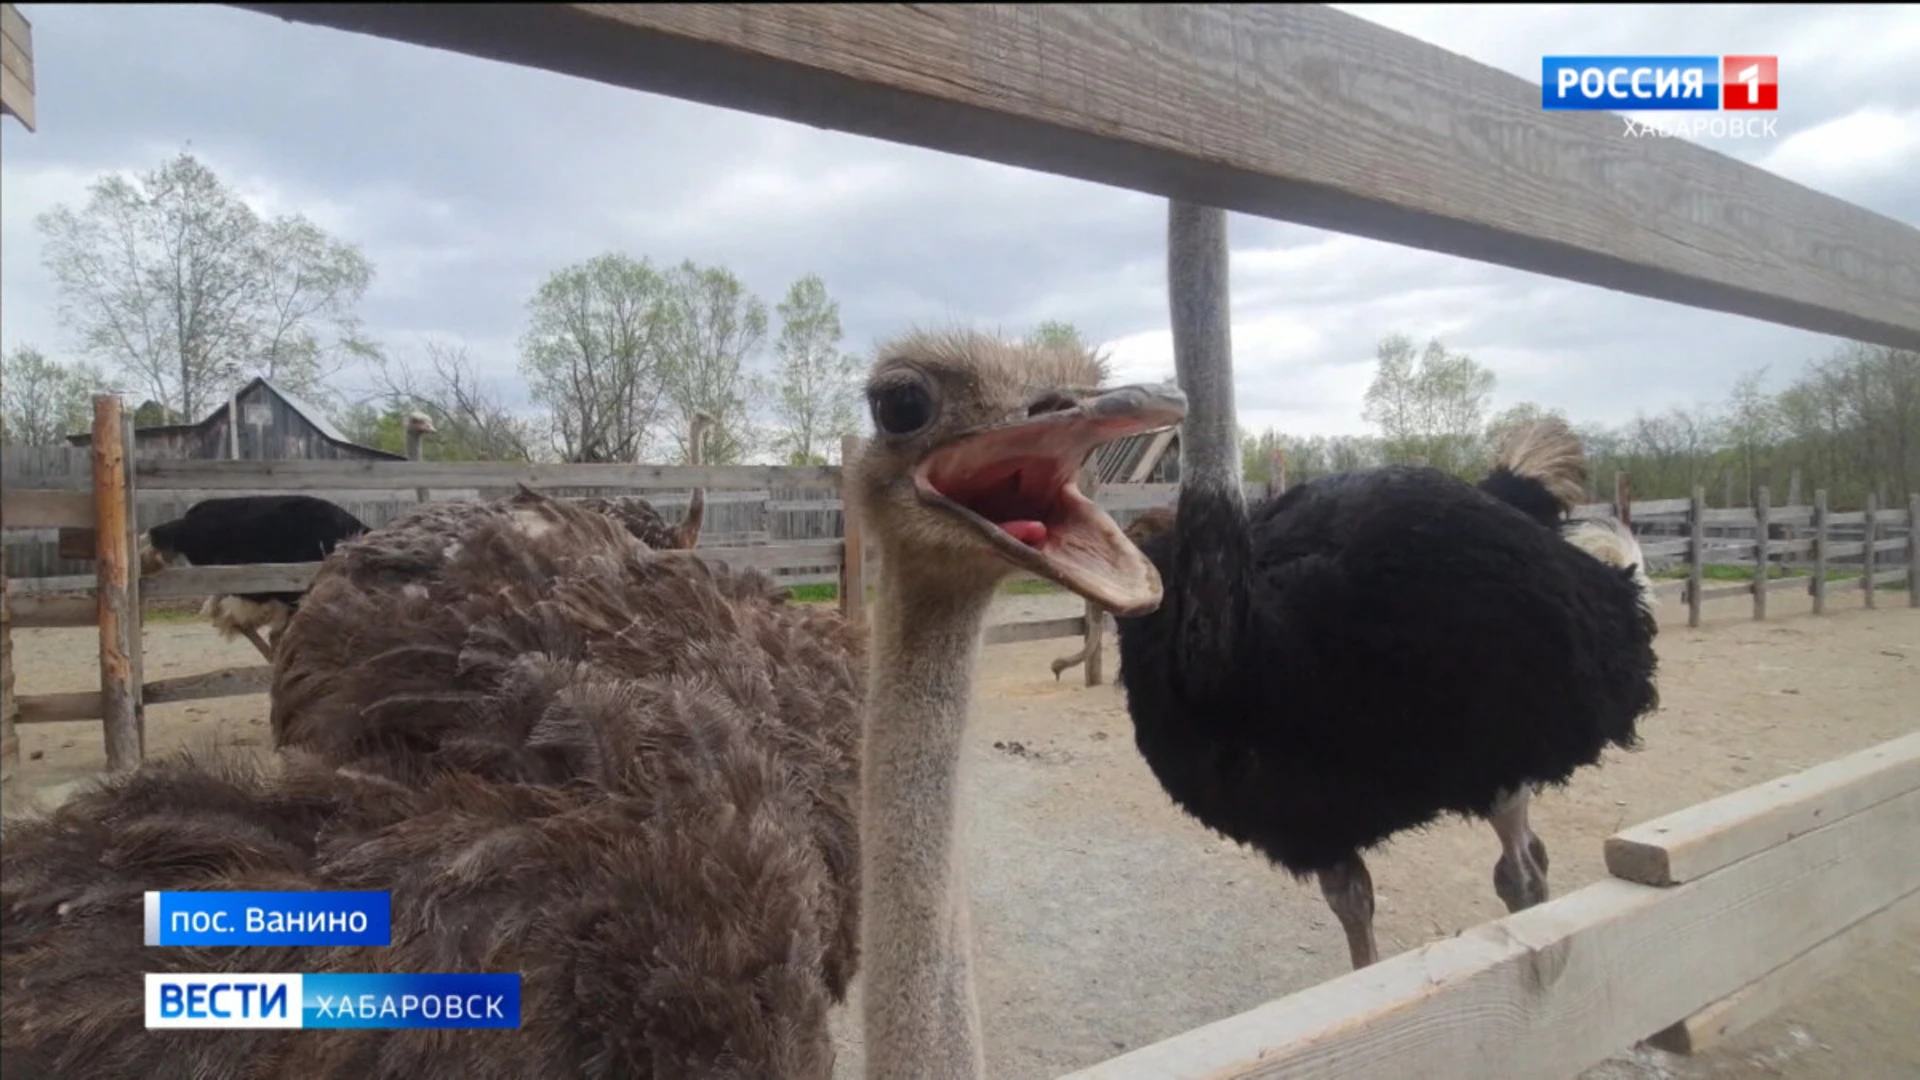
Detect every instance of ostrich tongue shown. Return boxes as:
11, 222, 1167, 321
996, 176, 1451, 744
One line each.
916, 381, 1186, 617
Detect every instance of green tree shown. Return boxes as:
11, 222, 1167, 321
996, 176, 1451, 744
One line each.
36, 151, 375, 419
1362, 333, 1496, 476
762, 274, 860, 466
1, 345, 108, 445
518, 253, 678, 463
660, 261, 768, 465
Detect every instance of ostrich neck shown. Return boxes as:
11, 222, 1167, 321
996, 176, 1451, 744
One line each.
860, 554, 995, 1080
405, 430, 423, 461
1166, 200, 1250, 683
1167, 201, 1242, 502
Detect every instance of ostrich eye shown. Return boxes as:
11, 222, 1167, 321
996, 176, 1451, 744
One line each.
869, 382, 934, 436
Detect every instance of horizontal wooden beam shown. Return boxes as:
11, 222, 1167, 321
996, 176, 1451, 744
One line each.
1647, 890, 1919, 1055
1, 490, 94, 529
133, 458, 841, 492
6, 593, 96, 629
0, 2, 33, 133
984, 615, 1091, 647
231, 4, 1920, 349
1606, 731, 1920, 886
1060, 782, 1920, 1080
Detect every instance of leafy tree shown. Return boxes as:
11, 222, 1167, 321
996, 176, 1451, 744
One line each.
1362, 333, 1496, 476
659, 261, 767, 465
1, 346, 108, 445
762, 274, 860, 466
36, 151, 374, 419
518, 253, 678, 463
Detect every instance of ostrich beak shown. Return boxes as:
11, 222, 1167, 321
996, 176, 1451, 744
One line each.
914, 382, 1186, 616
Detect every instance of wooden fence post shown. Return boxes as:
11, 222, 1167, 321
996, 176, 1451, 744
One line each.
1910, 493, 1919, 609
92, 394, 141, 771
1687, 486, 1705, 629
1753, 486, 1769, 621
1613, 471, 1632, 526
123, 409, 145, 743
839, 434, 866, 628
1811, 489, 1828, 615
1862, 492, 1877, 610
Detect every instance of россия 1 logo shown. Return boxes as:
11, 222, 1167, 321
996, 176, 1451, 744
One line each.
1540, 55, 1778, 138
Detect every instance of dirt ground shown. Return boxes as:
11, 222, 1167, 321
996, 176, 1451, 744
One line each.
3, 586, 1916, 1079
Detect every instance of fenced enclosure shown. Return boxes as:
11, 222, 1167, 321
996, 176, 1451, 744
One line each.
1, 2, 1918, 1076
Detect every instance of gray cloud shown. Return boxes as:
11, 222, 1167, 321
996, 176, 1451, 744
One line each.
2, 3, 1914, 445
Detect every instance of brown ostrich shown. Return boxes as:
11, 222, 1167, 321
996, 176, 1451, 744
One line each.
0, 332, 1183, 1080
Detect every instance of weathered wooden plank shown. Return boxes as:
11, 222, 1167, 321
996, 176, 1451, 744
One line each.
1695, 582, 1751, 602
1647, 891, 1920, 1055
7, 594, 96, 629
1637, 538, 1691, 559
1, 490, 95, 529
1062, 783, 1920, 1080
1869, 537, 1907, 554
1700, 508, 1757, 526
1631, 498, 1695, 517
16, 690, 99, 725
4, 574, 95, 597
144, 664, 274, 705
0, 2, 32, 132
1826, 511, 1869, 526
135, 458, 842, 492
1848, 568, 1909, 591
984, 615, 1088, 647
1769, 506, 1814, 526
1606, 731, 1920, 887
142, 562, 319, 599
93, 396, 141, 771
1822, 541, 1866, 559
232, 4, 1920, 349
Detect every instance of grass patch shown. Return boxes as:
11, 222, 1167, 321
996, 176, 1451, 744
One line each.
1652, 563, 1863, 583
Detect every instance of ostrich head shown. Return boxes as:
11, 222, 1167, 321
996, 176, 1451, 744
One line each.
850, 330, 1185, 615
688, 409, 717, 463
404, 411, 438, 437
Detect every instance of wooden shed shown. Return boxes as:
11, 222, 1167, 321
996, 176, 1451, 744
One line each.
66, 377, 404, 462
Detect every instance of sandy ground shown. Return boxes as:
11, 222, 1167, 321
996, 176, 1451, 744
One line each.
4, 585, 1916, 1079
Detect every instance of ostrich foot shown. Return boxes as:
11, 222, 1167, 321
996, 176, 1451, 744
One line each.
1317, 853, 1379, 969
1493, 835, 1550, 912
1489, 787, 1549, 913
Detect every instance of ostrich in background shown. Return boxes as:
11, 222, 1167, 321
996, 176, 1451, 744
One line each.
139, 494, 370, 661
573, 409, 717, 551
4, 334, 1182, 1080
1113, 202, 1659, 970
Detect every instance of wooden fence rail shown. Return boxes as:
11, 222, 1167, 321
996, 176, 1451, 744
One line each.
1063, 732, 1920, 1080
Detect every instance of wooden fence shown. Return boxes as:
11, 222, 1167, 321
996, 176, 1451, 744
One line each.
0, 416, 1198, 766
2, 2, 1917, 1074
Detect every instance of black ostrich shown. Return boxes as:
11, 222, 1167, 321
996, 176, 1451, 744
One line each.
1113, 203, 1661, 969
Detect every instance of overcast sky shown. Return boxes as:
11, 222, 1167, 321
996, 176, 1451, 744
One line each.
3, 4, 1916, 449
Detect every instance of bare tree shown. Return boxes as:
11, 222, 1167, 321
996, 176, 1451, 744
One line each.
2, 346, 108, 446
36, 151, 375, 419
364, 340, 538, 462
